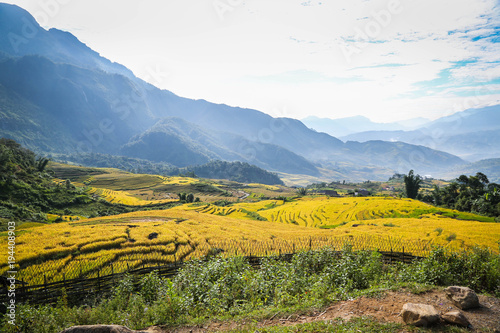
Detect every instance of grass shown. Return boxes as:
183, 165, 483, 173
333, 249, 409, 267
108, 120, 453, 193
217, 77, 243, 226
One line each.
225, 317, 404, 333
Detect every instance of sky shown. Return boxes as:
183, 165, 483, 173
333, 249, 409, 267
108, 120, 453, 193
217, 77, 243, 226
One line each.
5, 0, 500, 122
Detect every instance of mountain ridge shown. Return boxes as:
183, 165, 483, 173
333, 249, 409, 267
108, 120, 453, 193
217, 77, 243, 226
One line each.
341, 105, 500, 162
0, 3, 476, 180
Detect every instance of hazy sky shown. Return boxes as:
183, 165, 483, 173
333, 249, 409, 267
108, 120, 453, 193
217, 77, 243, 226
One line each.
6, 0, 500, 122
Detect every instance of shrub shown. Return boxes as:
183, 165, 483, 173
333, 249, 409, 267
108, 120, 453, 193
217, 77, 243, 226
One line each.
319, 246, 383, 291
446, 233, 457, 242
139, 271, 162, 304
403, 246, 500, 295
173, 256, 252, 314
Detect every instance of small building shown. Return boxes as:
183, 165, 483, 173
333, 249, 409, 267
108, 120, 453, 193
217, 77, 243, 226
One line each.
356, 189, 370, 197
322, 190, 340, 197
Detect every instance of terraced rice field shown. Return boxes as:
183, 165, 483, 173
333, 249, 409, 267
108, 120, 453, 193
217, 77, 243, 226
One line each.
50, 163, 296, 205
1, 195, 499, 285
85, 187, 177, 206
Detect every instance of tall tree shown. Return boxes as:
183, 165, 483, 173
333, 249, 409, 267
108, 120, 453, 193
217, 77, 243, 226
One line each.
36, 157, 50, 172
404, 170, 422, 199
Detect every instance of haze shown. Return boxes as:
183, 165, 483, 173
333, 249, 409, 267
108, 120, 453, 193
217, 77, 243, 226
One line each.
5, 0, 500, 122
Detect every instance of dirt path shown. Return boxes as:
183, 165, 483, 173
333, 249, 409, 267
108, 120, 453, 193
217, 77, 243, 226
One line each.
147, 289, 500, 332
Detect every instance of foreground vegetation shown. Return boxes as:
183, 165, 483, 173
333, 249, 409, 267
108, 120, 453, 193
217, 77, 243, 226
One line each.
2, 246, 499, 333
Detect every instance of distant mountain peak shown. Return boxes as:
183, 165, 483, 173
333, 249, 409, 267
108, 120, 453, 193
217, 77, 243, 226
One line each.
0, 3, 133, 78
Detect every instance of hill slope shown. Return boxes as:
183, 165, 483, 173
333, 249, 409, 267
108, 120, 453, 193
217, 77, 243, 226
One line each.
0, 3, 469, 178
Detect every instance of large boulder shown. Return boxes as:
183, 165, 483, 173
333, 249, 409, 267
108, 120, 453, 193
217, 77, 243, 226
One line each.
441, 311, 472, 328
444, 286, 480, 310
59, 325, 145, 333
401, 303, 440, 327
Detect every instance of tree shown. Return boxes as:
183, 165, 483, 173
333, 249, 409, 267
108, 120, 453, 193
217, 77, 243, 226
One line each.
178, 193, 187, 201
186, 193, 195, 203
404, 170, 422, 199
36, 157, 50, 172
296, 188, 307, 196
432, 184, 442, 206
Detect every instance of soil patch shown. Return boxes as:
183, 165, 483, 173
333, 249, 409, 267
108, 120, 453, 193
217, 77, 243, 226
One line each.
150, 289, 500, 332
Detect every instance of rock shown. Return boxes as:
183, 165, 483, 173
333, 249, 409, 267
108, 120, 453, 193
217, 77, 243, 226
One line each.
59, 325, 144, 333
147, 232, 158, 240
442, 311, 472, 328
444, 286, 480, 310
401, 303, 440, 327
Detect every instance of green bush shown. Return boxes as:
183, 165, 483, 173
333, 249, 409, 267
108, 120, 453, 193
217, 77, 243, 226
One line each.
139, 271, 163, 304
318, 246, 383, 291
173, 256, 252, 314
397, 246, 500, 295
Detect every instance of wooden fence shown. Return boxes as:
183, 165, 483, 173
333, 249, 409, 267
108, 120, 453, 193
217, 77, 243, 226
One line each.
5, 235, 433, 287
1, 248, 422, 307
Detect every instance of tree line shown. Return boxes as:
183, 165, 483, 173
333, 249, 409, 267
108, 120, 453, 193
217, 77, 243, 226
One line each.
404, 169, 500, 218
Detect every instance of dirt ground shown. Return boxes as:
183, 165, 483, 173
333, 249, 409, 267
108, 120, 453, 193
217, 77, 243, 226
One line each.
144, 289, 500, 332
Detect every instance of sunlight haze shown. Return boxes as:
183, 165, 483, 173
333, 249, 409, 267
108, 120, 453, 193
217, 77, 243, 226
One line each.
6, 0, 500, 122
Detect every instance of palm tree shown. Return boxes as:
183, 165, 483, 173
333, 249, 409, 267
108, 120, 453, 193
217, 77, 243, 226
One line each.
404, 170, 422, 199
36, 157, 50, 172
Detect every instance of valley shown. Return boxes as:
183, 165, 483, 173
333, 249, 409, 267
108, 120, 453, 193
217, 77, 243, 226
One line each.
1, 161, 498, 287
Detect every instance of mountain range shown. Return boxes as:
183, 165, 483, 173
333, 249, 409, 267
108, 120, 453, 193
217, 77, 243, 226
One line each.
340, 106, 500, 162
0, 3, 498, 182
302, 115, 429, 138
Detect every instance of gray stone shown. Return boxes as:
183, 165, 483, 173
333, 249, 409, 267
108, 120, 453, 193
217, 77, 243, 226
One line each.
444, 286, 480, 310
401, 303, 440, 327
442, 311, 472, 328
